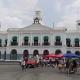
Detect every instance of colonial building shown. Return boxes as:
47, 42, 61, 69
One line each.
0, 11, 80, 60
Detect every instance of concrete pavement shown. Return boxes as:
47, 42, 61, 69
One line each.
0, 64, 80, 80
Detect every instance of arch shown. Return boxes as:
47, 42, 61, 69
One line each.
43, 50, 49, 56
33, 50, 39, 56
4, 51, 6, 60
66, 51, 71, 54
34, 18, 40, 24
10, 49, 17, 60
75, 51, 80, 55
55, 49, 62, 55
23, 50, 29, 59
0, 51, 1, 59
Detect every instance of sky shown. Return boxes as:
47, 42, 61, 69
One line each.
0, 0, 80, 31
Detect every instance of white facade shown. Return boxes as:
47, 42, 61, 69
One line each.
0, 11, 80, 60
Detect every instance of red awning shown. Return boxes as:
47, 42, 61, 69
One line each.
45, 54, 63, 58
46, 54, 56, 58
56, 54, 64, 58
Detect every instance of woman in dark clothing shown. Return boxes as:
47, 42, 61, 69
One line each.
72, 60, 77, 72
55, 59, 59, 67
66, 59, 70, 69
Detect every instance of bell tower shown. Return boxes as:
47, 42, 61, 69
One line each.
33, 11, 42, 24
76, 20, 80, 30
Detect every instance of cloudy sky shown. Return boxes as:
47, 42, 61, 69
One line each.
0, 0, 80, 31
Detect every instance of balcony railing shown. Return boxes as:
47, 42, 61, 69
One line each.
42, 42, 50, 46
22, 42, 30, 46
4, 44, 7, 47
0, 44, 2, 47
32, 43, 40, 46
66, 44, 72, 47
11, 42, 18, 46
55, 41, 62, 46
74, 44, 79, 47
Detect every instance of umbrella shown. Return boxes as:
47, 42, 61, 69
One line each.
46, 54, 64, 58
64, 53, 79, 58
56, 54, 64, 58
46, 54, 57, 58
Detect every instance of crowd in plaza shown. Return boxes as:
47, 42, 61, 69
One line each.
20, 54, 80, 74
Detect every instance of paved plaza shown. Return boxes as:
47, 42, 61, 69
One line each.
0, 64, 80, 80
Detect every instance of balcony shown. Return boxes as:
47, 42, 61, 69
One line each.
4, 44, 7, 47
32, 43, 40, 46
11, 42, 18, 46
0, 44, 2, 47
74, 44, 79, 47
55, 41, 62, 46
22, 42, 30, 46
66, 44, 72, 47
42, 42, 50, 46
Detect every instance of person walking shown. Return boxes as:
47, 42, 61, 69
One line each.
21, 60, 26, 71
72, 60, 77, 73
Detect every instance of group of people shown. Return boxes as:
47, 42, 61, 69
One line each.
20, 55, 40, 70
20, 55, 79, 74
65, 59, 78, 73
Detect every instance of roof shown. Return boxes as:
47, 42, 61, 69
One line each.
19, 23, 52, 31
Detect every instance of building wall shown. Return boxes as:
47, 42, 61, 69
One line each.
0, 26, 80, 60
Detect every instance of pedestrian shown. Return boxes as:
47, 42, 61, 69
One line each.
72, 60, 77, 72
66, 59, 70, 69
21, 60, 26, 71
49, 58, 54, 67
55, 59, 59, 68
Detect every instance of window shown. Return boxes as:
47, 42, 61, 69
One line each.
74, 38, 79, 47
55, 36, 62, 46
11, 36, 18, 46
34, 18, 40, 24
4, 39, 7, 47
24, 36, 29, 45
0, 39, 2, 47
33, 37, 38, 46
10, 49, 17, 60
0, 51, 1, 59
43, 36, 49, 46
66, 51, 71, 54
56, 36, 61, 41
75, 51, 80, 55
55, 49, 62, 55
66, 38, 71, 47
33, 50, 39, 56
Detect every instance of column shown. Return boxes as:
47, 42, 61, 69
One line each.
7, 34, 11, 46
30, 33, 33, 46
50, 34, 53, 46
19, 32, 21, 46
40, 33, 43, 46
